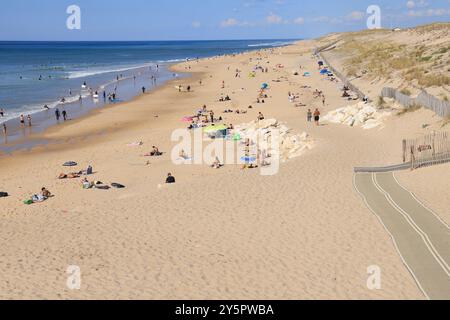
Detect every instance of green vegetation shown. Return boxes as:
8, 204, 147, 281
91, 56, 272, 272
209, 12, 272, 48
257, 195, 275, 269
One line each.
400, 88, 412, 96
397, 104, 421, 116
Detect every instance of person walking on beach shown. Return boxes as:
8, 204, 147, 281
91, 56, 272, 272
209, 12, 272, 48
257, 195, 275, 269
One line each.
62, 109, 67, 121
20, 114, 25, 127
314, 108, 321, 126
307, 109, 312, 122
142, 86, 146, 94
55, 108, 60, 121
27, 115, 32, 127
210, 111, 215, 123
322, 95, 326, 106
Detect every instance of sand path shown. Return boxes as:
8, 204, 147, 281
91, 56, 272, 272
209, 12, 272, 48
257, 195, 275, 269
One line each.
354, 172, 450, 300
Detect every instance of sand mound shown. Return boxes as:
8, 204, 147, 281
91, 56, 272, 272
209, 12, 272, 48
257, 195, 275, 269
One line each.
323, 102, 391, 130
234, 119, 314, 162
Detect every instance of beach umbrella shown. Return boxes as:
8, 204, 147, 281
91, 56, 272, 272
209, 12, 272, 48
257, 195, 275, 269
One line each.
320, 69, 329, 74
261, 83, 269, 89
203, 124, 228, 133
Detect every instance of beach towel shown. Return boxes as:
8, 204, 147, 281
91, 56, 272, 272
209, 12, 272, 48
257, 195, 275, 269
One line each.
95, 185, 110, 190
63, 161, 78, 167
0, 192, 8, 198
127, 142, 143, 147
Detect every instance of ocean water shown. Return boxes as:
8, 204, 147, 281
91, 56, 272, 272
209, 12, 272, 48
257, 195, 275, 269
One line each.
0, 40, 296, 152
0, 40, 295, 123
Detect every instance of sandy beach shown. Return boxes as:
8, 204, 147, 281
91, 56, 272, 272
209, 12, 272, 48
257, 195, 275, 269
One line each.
1, 28, 449, 299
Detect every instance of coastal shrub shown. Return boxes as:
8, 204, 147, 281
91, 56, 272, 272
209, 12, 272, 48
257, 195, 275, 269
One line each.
377, 96, 386, 109
400, 88, 412, 96
397, 103, 421, 116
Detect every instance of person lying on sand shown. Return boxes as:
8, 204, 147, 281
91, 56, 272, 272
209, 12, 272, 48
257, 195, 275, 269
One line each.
211, 157, 222, 169
58, 172, 81, 179
179, 149, 190, 160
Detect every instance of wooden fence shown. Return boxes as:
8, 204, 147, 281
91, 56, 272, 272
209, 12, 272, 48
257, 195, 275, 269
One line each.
403, 131, 450, 169
315, 45, 368, 101
382, 87, 450, 118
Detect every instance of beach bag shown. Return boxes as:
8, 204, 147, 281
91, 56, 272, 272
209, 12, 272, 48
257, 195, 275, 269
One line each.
0, 192, 8, 198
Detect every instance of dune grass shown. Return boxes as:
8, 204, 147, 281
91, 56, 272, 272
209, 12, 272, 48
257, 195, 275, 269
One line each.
397, 104, 421, 116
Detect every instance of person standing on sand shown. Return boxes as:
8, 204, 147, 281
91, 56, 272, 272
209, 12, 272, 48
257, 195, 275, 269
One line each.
20, 114, 25, 127
62, 109, 67, 121
314, 108, 321, 126
322, 95, 326, 106
210, 111, 215, 123
307, 109, 312, 122
142, 87, 146, 94
55, 108, 60, 121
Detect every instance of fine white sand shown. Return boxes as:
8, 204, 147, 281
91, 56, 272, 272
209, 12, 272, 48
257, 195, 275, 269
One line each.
2, 35, 447, 299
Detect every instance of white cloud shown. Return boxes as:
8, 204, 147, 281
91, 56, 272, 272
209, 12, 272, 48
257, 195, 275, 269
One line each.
220, 18, 239, 27
346, 11, 365, 21
407, 8, 450, 17
266, 13, 284, 24
294, 17, 305, 25
406, 1, 415, 9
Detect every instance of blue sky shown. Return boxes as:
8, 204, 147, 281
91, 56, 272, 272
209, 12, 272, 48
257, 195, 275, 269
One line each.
0, 0, 448, 40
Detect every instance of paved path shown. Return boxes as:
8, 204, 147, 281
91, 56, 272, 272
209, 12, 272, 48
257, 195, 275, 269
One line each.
354, 172, 450, 300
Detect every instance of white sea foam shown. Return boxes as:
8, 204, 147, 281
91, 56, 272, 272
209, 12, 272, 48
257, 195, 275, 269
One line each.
247, 41, 295, 48
66, 63, 155, 79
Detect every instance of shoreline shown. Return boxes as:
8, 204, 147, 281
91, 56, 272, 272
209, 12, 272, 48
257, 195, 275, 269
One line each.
0, 36, 438, 299
0, 43, 296, 157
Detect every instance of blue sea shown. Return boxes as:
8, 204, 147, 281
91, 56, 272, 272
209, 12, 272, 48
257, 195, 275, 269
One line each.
0, 40, 295, 122
0, 40, 296, 152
